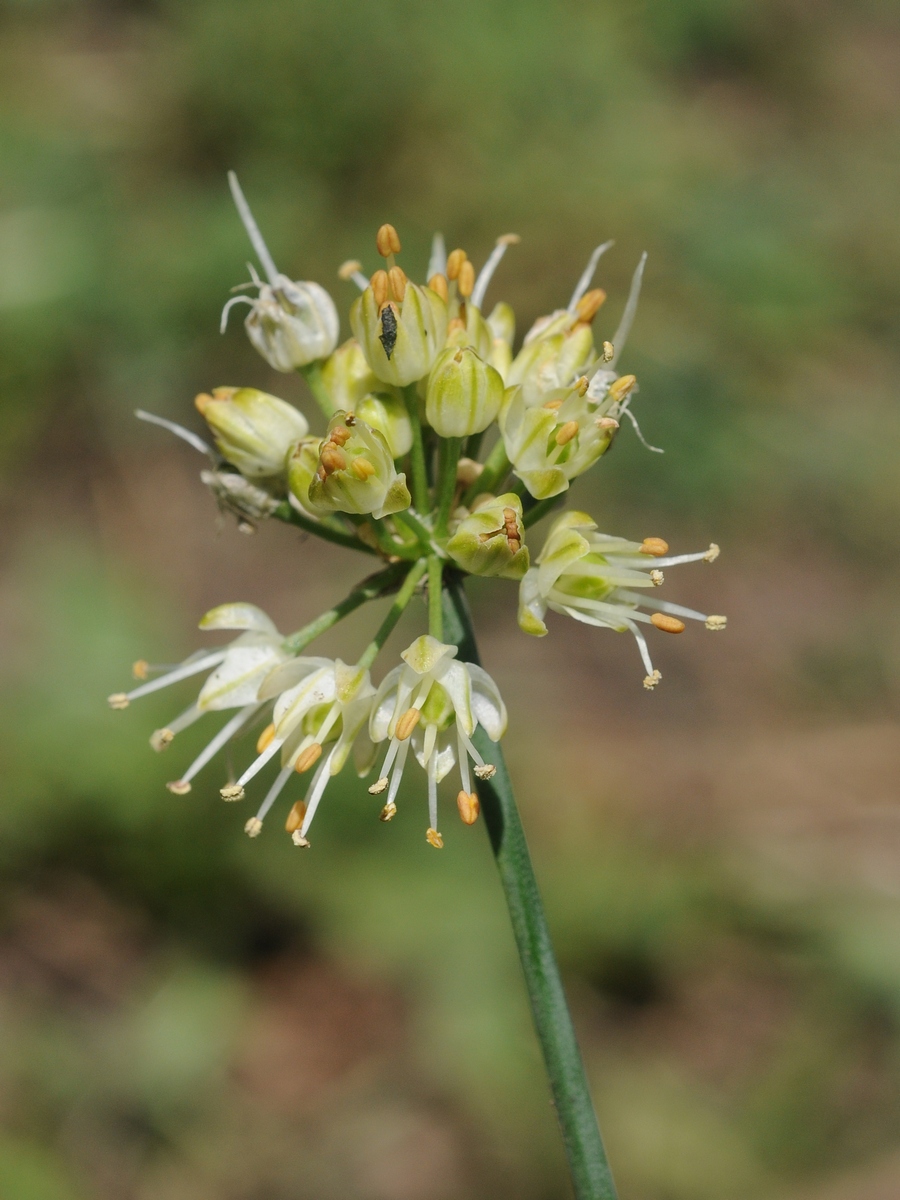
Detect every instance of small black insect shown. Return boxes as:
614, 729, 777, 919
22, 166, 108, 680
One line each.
378, 305, 398, 360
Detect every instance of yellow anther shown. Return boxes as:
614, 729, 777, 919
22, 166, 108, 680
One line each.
395, 707, 421, 740
256, 723, 276, 754
426, 827, 444, 849
294, 742, 323, 774
704, 543, 720, 563
132, 660, 149, 680
292, 832, 311, 848
706, 615, 727, 631
542, 398, 564, 410
498, 233, 521, 246
608, 374, 637, 403
640, 537, 669, 557
474, 764, 495, 780
166, 780, 191, 795
643, 670, 662, 690
351, 456, 376, 481
575, 375, 589, 396
285, 799, 307, 833
446, 248, 467, 281
601, 341, 614, 362
368, 776, 389, 795
388, 265, 407, 303
220, 784, 244, 801
457, 259, 475, 299
370, 269, 389, 308
244, 817, 263, 838
329, 424, 352, 446
150, 728, 174, 752
376, 223, 402, 257
107, 693, 129, 710
456, 458, 483, 488
379, 802, 397, 822
338, 259, 362, 280
320, 444, 347, 474
575, 288, 607, 323
456, 790, 480, 825
427, 272, 448, 301
555, 420, 579, 446
446, 316, 465, 335
649, 569, 664, 586
651, 613, 685, 634
595, 416, 619, 431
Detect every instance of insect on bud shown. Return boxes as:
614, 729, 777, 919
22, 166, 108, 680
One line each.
350, 272, 448, 387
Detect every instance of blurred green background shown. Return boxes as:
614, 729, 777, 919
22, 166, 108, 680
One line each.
1, 1, 900, 1197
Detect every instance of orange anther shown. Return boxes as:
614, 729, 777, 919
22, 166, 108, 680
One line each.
256, 723, 276, 753
376, 223, 402, 256
640, 537, 669, 557
651, 613, 686, 634
427, 273, 448, 301
294, 742, 323, 773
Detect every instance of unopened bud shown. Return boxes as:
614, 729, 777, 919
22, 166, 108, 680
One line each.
195, 387, 308, 479
426, 345, 504, 437
354, 391, 413, 457
446, 492, 529, 580
239, 276, 339, 372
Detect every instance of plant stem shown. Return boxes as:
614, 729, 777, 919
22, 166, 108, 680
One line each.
272, 500, 377, 555
298, 360, 337, 419
442, 572, 618, 1200
427, 555, 444, 640
357, 557, 428, 670
434, 436, 462, 537
402, 383, 430, 513
393, 507, 434, 551
463, 436, 510, 506
523, 494, 565, 529
282, 562, 408, 654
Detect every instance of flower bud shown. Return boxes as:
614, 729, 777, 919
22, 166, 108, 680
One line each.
287, 436, 329, 515
240, 276, 340, 372
446, 493, 529, 580
319, 338, 380, 410
425, 346, 504, 438
486, 301, 515, 348
445, 303, 493, 359
350, 281, 448, 387
195, 387, 309, 479
307, 411, 410, 519
354, 391, 413, 457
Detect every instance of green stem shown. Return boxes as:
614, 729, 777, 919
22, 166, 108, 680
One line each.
523, 494, 565, 529
282, 562, 408, 655
393, 507, 434, 550
434, 436, 462, 537
298, 360, 337, 419
370, 518, 421, 561
357, 557, 428, 670
442, 572, 618, 1200
272, 500, 376, 555
463, 436, 510, 506
402, 383, 430, 513
427, 555, 444, 640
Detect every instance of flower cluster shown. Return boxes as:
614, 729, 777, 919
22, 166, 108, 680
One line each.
113, 175, 725, 849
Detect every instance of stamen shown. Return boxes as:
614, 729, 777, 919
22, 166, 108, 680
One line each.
457, 791, 480, 825
320, 444, 347, 474
595, 417, 619, 431
651, 613, 686, 634
649, 570, 664, 586
285, 800, 307, 833
610, 251, 647, 366
180, 703, 260, 786
244, 817, 263, 838
379, 802, 398, 822
292, 833, 311, 848
387, 740, 411, 807
543, 398, 564, 411
371, 269, 389, 308
428, 273, 448, 301
369, 776, 389, 795
474, 764, 496, 780
338, 260, 369, 291
351, 457, 376, 481
294, 742, 323, 774
329, 425, 352, 446
235, 733, 283, 789
395, 707, 421, 740
706, 615, 727, 631
426, 828, 444, 849
575, 375, 589, 397
643, 669, 662, 690
608, 374, 636, 404
567, 240, 615, 313
574, 288, 606, 324
457, 260, 475, 299
446, 249, 467, 281
458, 730, 473, 795
376, 223, 402, 257
471, 233, 520, 310
254, 765, 294, 824
704, 543, 720, 563
388, 265, 407, 303
428, 754, 438, 831
221, 784, 244, 801
256, 723, 276, 753
151, 728, 174, 752
116, 650, 227, 703
227, 171, 280, 285
601, 341, 614, 362
108, 693, 129, 710
135, 409, 215, 458
298, 748, 337, 838
555, 420, 579, 446
132, 660, 149, 680
640, 537, 669, 556
166, 780, 191, 795
427, 232, 447, 280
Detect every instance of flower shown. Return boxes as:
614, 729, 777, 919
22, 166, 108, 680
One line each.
107, 603, 288, 792
367, 636, 507, 847
194, 387, 309, 480
229, 657, 375, 847
306, 411, 411, 519
446, 493, 530, 580
426, 345, 505, 438
518, 511, 726, 688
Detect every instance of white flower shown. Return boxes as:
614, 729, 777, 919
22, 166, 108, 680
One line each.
107, 603, 288, 793
519, 512, 725, 689
367, 636, 506, 847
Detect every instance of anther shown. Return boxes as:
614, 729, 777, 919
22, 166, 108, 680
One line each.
474, 764, 495, 780
395, 708, 421, 740
704, 543, 720, 563
256, 723, 276, 754
575, 375, 589, 397
649, 569, 664, 586
651, 613, 686, 634
555, 421, 579, 446
320, 444, 347, 474
543, 398, 564, 411
498, 233, 521, 246
376, 223, 402, 257
285, 800, 307, 833
428, 273, 448, 301
456, 458, 483, 488
608, 374, 637, 403
643, 670, 662, 690
370, 269, 389, 309
351, 457, 376, 481
338, 259, 362, 280
132, 660, 149, 680
244, 817, 263, 838
294, 743, 323, 774
369, 776, 389, 795
575, 288, 606, 323
220, 784, 244, 801
446, 249, 467, 281
640, 537, 669, 557
457, 259, 475, 299
151, 728, 174, 752
292, 832, 311, 848
447, 317, 465, 335
166, 780, 191, 795
595, 416, 619, 431
329, 425, 351, 446
456, 790, 480, 825
601, 341, 614, 362
388, 265, 407, 303
379, 802, 397, 822
705, 615, 727, 631
108, 693, 129, 710
426, 828, 444, 849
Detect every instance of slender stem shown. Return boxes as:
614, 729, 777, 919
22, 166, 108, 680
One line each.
442, 572, 618, 1200
357, 557, 428, 670
523, 494, 565, 529
402, 384, 430, 513
370, 518, 420, 560
282, 562, 408, 654
272, 500, 377, 555
393, 507, 434, 550
434, 436, 462, 538
463, 436, 510, 506
427, 555, 444, 640
299, 360, 338, 420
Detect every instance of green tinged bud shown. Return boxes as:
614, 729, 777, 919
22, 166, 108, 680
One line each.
425, 346, 504, 438
487, 302, 515, 348
350, 281, 448, 387
446, 493, 529, 580
307, 411, 410, 519
354, 392, 413, 457
320, 338, 380, 410
195, 387, 309, 479
287, 436, 326, 515
445, 304, 493, 358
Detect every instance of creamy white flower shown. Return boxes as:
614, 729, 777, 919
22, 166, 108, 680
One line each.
366, 636, 506, 846
519, 512, 725, 688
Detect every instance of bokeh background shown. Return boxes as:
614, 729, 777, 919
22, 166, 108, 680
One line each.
1, 1, 899, 1197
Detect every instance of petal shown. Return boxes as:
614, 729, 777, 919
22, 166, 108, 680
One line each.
369, 666, 402, 742
273, 666, 336, 735
257, 656, 334, 701
517, 567, 548, 637
466, 664, 508, 740
436, 660, 474, 736
400, 634, 457, 676
199, 603, 279, 635
197, 644, 284, 710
